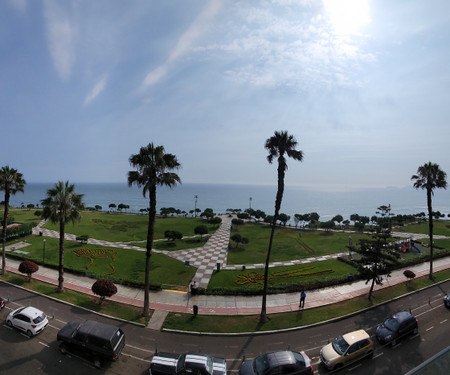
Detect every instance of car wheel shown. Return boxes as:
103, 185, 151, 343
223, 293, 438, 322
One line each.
413, 327, 418, 335
391, 339, 397, 347
93, 357, 101, 369
59, 344, 68, 354
26, 330, 33, 338
6, 320, 12, 327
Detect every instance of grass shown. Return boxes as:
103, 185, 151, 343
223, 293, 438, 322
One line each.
163, 268, 450, 333
41, 212, 219, 243
227, 224, 371, 264
8, 235, 196, 287
399, 220, 450, 237
1, 208, 40, 226
0, 273, 149, 325
208, 260, 357, 291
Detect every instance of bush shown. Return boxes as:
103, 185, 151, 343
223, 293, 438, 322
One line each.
18, 260, 39, 281
232, 218, 244, 226
91, 279, 118, 304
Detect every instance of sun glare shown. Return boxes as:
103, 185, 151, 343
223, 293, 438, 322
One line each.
323, 0, 371, 35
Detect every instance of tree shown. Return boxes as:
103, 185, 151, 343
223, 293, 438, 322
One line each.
332, 215, 343, 227
349, 215, 400, 301
91, 279, 118, 305
128, 143, 181, 317
109, 203, 116, 211
230, 233, 242, 247
411, 162, 447, 280
41, 181, 84, 293
164, 230, 183, 242
201, 208, 215, 219
1, 166, 26, 275
260, 130, 303, 323
194, 224, 208, 239
95, 205, 102, 211
18, 260, 38, 281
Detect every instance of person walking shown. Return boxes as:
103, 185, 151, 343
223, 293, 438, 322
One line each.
299, 289, 306, 309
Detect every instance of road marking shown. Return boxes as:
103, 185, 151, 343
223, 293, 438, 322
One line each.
426, 326, 434, 332
348, 363, 362, 371
373, 352, 383, 359
39, 341, 50, 348
440, 319, 447, 324
126, 344, 154, 353
122, 353, 150, 363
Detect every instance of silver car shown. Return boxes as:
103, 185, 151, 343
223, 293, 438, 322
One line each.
6, 306, 49, 337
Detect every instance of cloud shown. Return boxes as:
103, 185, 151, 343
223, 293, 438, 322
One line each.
43, 0, 76, 81
141, 0, 223, 90
84, 75, 108, 106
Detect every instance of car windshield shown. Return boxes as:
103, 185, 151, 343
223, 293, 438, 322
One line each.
332, 337, 350, 355
33, 313, 46, 324
384, 318, 400, 332
254, 354, 270, 375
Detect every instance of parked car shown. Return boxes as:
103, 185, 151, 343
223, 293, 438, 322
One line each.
320, 329, 374, 371
149, 352, 227, 375
444, 293, 450, 308
57, 320, 125, 368
239, 350, 313, 375
376, 311, 418, 346
6, 306, 48, 337
0, 297, 5, 310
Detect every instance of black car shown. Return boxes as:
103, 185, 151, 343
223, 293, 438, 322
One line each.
57, 320, 125, 368
149, 352, 227, 375
376, 311, 418, 346
444, 293, 450, 308
239, 351, 313, 375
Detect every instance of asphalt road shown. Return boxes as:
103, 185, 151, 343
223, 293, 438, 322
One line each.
0, 280, 449, 375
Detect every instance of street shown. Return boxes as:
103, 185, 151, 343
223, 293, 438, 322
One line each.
0, 280, 449, 374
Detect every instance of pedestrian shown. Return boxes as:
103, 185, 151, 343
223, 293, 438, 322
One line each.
299, 289, 306, 309
191, 280, 198, 296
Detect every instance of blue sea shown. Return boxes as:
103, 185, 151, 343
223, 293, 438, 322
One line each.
7, 182, 450, 223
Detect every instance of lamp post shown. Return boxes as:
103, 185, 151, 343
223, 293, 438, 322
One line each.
42, 239, 46, 265
194, 195, 198, 217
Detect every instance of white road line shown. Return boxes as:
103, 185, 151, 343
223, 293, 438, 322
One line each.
373, 352, 383, 359
39, 341, 50, 348
121, 353, 150, 363
126, 344, 154, 353
440, 319, 448, 324
426, 326, 434, 332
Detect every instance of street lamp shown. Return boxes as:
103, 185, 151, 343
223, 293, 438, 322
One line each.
42, 239, 46, 265
194, 195, 198, 217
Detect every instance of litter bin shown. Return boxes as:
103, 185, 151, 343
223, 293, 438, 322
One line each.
216, 263, 220, 271
193, 305, 198, 315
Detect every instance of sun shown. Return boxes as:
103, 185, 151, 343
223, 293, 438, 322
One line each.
323, 0, 371, 35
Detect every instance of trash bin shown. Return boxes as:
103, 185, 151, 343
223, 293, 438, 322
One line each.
216, 262, 220, 271
39, 231, 43, 236
193, 305, 198, 315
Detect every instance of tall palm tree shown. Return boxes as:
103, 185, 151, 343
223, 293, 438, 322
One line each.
128, 143, 181, 317
260, 131, 303, 323
411, 162, 447, 280
0, 166, 26, 275
41, 181, 84, 293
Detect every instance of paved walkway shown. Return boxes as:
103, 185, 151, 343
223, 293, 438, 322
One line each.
2, 218, 450, 330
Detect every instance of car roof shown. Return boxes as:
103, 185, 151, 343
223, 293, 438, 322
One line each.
21, 306, 45, 318
264, 351, 299, 366
77, 320, 121, 340
342, 329, 370, 345
392, 311, 414, 322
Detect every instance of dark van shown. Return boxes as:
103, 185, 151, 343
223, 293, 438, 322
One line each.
57, 320, 125, 368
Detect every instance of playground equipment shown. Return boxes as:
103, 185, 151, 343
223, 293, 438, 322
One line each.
401, 240, 421, 253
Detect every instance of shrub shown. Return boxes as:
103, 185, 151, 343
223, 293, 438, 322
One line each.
232, 218, 244, 226
91, 279, 118, 305
164, 230, 183, 242
403, 269, 416, 284
18, 260, 39, 281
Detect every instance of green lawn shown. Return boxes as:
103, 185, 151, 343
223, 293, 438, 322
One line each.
400, 220, 450, 237
208, 260, 357, 291
42, 212, 219, 243
9, 235, 196, 287
1, 208, 40, 226
227, 223, 370, 264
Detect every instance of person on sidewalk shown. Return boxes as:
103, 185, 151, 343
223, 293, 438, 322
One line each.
190, 280, 198, 296
299, 289, 306, 309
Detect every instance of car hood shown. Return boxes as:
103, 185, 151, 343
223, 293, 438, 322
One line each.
238, 360, 255, 375
321, 343, 339, 363
376, 324, 393, 339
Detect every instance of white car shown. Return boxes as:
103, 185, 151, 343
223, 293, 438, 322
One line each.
6, 306, 48, 337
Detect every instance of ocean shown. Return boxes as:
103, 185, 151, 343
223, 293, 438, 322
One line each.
6, 182, 450, 223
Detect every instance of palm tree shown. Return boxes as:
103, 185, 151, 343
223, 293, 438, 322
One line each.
411, 162, 447, 280
260, 131, 303, 323
128, 143, 181, 317
41, 181, 84, 293
0, 166, 26, 275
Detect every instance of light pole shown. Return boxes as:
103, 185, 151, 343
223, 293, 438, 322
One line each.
194, 195, 198, 217
42, 239, 46, 265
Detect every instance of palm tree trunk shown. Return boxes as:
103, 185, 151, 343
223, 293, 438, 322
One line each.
1, 189, 10, 275
143, 186, 157, 317
260, 163, 285, 323
57, 220, 65, 293
427, 189, 434, 280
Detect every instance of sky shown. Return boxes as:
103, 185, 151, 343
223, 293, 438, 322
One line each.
1, 0, 450, 192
